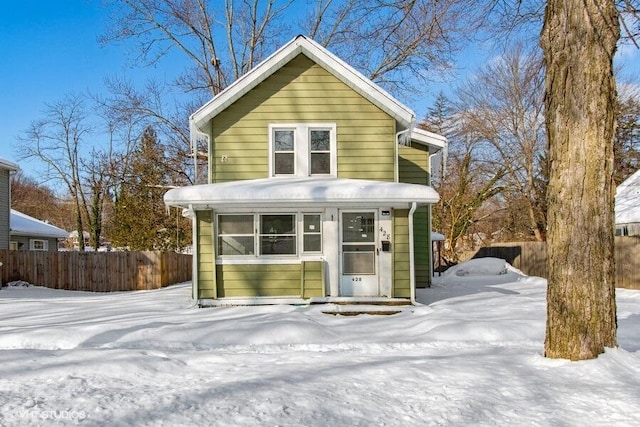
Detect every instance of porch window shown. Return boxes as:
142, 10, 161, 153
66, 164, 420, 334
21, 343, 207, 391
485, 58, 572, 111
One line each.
216, 212, 323, 258
218, 214, 255, 255
303, 214, 322, 252
260, 214, 296, 255
269, 123, 336, 177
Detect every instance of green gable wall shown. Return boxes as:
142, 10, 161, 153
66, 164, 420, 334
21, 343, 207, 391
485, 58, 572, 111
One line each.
209, 54, 396, 183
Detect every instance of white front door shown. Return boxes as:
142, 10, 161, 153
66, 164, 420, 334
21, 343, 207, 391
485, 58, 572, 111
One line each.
339, 211, 379, 296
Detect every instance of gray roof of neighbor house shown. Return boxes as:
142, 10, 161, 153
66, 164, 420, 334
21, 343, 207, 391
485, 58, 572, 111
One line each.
0, 157, 19, 172
10, 209, 68, 239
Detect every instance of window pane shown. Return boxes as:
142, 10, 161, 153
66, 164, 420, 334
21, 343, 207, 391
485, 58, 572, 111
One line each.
303, 234, 321, 252
310, 152, 330, 174
303, 215, 320, 232
274, 130, 294, 151
219, 215, 253, 234
310, 130, 330, 151
261, 236, 296, 255
342, 213, 375, 242
275, 152, 294, 174
261, 215, 295, 234
219, 236, 255, 255
343, 251, 375, 274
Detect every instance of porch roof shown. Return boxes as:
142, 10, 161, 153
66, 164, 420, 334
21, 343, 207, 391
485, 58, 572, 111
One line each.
164, 178, 439, 210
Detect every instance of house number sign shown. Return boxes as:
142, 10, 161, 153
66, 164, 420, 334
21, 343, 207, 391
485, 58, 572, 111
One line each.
379, 226, 391, 241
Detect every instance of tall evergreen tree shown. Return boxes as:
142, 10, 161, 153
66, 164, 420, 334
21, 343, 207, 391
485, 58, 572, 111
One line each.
109, 126, 189, 251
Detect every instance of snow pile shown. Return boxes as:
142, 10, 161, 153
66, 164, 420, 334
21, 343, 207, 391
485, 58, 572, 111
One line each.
0, 260, 639, 426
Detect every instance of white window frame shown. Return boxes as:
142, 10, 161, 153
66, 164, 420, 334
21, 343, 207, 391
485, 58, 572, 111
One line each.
216, 211, 323, 261
268, 123, 337, 177
30, 239, 48, 251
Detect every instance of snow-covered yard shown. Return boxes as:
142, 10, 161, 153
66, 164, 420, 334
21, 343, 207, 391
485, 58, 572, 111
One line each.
1, 259, 639, 426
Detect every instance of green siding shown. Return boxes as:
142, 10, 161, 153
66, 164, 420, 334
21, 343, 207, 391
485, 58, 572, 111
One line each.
210, 54, 396, 183
393, 210, 411, 298
216, 263, 303, 297
399, 144, 433, 287
302, 260, 325, 298
196, 211, 216, 299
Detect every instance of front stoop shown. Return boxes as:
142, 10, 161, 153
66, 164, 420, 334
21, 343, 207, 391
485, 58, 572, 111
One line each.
320, 303, 410, 316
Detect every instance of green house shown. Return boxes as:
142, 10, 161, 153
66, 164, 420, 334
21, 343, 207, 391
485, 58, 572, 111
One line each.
164, 35, 446, 306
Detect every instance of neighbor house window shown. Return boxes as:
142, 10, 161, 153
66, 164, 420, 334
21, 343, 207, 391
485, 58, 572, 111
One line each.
9, 241, 18, 250
30, 239, 48, 251
218, 214, 255, 255
270, 124, 336, 177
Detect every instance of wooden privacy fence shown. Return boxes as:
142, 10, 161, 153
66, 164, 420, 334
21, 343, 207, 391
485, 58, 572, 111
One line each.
471, 236, 640, 290
0, 250, 192, 292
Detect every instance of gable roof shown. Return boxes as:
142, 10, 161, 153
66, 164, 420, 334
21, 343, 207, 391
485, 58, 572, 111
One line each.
191, 35, 416, 135
10, 209, 68, 239
616, 168, 640, 225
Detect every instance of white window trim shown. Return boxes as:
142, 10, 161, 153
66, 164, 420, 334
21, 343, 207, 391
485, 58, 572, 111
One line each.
30, 239, 48, 251
268, 123, 337, 177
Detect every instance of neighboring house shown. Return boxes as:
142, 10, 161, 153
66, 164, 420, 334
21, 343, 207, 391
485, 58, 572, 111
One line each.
615, 168, 640, 236
165, 35, 446, 305
9, 209, 68, 251
0, 157, 19, 250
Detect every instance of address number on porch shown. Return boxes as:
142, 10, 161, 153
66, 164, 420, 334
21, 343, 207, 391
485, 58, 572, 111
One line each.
352, 277, 363, 282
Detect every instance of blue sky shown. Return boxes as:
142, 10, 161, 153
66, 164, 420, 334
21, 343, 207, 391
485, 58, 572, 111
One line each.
1, 1, 638, 179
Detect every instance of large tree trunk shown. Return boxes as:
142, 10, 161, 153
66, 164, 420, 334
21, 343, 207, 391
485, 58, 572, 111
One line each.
541, 0, 619, 360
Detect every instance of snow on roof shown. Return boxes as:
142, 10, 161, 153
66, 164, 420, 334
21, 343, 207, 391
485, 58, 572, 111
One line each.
0, 157, 19, 171
410, 128, 447, 153
615, 169, 640, 225
10, 209, 68, 239
191, 35, 416, 135
431, 232, 445, 241
164, 177, 439, 209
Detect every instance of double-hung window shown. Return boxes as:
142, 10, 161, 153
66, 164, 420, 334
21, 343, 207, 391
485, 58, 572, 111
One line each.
269, 124, 336, 177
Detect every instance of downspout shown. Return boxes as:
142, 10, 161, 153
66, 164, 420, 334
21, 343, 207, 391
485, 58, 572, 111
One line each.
427, 142, 447, 282
408, 201, 418, 305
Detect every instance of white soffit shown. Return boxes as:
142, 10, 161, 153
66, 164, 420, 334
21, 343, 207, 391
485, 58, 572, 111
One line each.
164, 178, 439, 209
190, 35, 416, 133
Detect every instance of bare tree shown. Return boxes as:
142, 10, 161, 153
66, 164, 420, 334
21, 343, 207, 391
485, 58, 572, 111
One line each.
541, 0, 620, 360
455, 45, 547, 241
421, 93, 505, 262
17, 94, 93, 251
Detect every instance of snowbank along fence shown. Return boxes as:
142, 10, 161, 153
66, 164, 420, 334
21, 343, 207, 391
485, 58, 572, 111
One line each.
0, 250, 192, 292
471, 236, 640, 290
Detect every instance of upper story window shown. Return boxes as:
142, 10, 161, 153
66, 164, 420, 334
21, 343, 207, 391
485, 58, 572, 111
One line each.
269, 123, 336, 177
